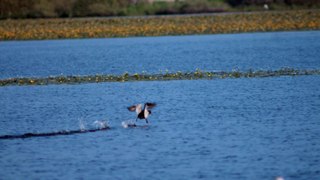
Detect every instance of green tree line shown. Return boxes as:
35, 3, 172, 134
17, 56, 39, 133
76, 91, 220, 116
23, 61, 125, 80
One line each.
0, 0, 319, 19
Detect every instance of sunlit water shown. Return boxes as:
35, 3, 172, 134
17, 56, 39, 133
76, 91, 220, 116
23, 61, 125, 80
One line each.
1, 31, 320, 179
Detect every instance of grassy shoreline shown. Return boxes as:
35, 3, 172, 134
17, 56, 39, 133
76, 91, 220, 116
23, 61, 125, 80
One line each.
1, 68, 320, 87
1, 10, 320, 40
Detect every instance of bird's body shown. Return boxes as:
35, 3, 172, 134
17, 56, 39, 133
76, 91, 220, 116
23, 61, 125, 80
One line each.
128, 103, 156, 124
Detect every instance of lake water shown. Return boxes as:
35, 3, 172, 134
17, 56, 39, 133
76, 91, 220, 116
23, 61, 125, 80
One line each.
1, 31, 320, 179
1, 31, 320, 79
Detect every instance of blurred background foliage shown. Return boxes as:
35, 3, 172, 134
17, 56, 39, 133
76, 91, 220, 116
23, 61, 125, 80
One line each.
0, 0, 319, 19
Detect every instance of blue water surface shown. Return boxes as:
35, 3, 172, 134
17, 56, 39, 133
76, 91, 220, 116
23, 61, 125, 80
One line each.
0, 31, 320, 79
0, 76, 320, 179
0, 31, 320, 179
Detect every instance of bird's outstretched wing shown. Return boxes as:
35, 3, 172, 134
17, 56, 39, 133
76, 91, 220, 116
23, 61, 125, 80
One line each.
128, 104, 142, 114
145, 102, 156, 109
127, 105, 136, 112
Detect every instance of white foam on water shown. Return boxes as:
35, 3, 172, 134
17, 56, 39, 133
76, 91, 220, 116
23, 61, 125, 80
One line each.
79, 118, 86, 131
121, 121, 128, 128
93, 120, 109, 129
121, 120, 135, 128
275, 176, 285, 180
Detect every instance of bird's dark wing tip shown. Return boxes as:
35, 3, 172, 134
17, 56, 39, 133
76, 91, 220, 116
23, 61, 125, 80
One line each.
146, 102, 156, 108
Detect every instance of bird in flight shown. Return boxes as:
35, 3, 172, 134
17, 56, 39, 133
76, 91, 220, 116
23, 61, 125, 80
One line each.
127, 102, 156, 124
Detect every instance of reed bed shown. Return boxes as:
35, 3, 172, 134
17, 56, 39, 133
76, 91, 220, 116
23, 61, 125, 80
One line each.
0, 10, 320, 40
1, 68, 319, 87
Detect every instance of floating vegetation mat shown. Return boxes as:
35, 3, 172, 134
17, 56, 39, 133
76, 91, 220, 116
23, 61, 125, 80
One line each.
0, 127, 110, 140
1, 10, 320, 40
1, 68, 320, 87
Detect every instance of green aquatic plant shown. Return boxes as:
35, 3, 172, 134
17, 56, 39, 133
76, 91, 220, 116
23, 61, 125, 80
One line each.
0, 68, 320, 87
194, 68, 204, 78
231, 70, 241, 78
133, 73, 140, 80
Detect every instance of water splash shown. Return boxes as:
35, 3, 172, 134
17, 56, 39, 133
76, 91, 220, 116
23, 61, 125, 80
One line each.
275, 176, 285, 180
93, 120, 109, 129
79, 118, 86, 131
121, 120, 136, 128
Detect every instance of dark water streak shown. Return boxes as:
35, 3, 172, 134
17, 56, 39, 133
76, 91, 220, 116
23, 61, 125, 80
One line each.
0, 127, 110, 140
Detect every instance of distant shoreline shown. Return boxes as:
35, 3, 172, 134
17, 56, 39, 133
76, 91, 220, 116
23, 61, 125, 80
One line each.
1, 10, 320, 41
